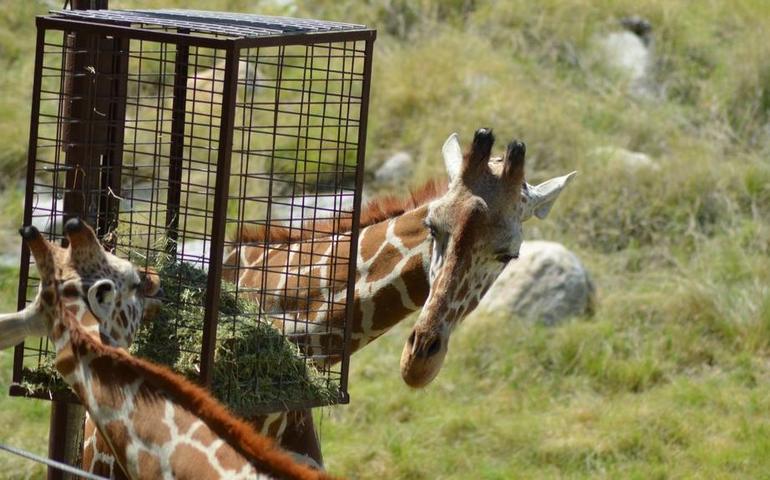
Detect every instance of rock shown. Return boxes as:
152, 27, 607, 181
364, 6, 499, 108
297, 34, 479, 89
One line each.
620, 16, 653, 45
590, 146, 660, 172
480, 241, 595, 325
594, 17, 657, 99
374, 151, 414, 185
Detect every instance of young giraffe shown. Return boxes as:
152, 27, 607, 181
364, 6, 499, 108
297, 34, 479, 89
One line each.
0, 219, 328, 480
84, 128, 576, 473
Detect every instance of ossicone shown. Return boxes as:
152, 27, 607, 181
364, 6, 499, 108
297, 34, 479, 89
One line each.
463, 127, 494, 179
503, 139, 526, 184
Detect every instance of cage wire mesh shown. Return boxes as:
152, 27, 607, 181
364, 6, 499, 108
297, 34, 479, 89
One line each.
11, 9, 375, 414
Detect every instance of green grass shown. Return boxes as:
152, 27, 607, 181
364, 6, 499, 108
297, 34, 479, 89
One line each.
0, 0, 769, 478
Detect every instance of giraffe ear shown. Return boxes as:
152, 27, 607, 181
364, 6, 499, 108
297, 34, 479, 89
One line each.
524, 171, 577, 220
140, 267, 161, 297
442, 132, 463, 182
87, 279, 117, 322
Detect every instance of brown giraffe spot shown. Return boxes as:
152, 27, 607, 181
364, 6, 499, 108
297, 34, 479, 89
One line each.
71, 381, 86, 401
102, 421, 131, 469
131, 386, 172, 445
137, 451, 162, 478
41, 289, 55, 305
191, 418, 218, 446
61, 283, 80, 298
359, 220, 389, 262
401, 254, 429, 306
92, 354, 136, 385
173, 406, 196, 435
89, 357, 138, 411
393, 206, 429, 250
90, 380, 126, 411
54, 346, 76, 377
366, 244, 404, 283
242, 245, 266, 265
215, 443, 247, 471
170, 444, 220, 478
371, 284, 412, 331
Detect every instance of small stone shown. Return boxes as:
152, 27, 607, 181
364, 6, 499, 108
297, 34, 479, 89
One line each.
590, 146, 660, 172
374, 151, 414, 185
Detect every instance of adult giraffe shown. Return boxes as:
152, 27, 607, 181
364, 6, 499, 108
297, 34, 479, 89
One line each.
228, 127, 576, 457
0, 219, 328, 479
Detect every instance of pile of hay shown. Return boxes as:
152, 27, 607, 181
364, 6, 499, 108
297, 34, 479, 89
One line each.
130, 259, 340, 415
20, 257, 340, 415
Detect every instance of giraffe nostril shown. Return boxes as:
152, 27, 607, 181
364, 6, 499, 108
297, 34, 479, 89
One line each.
426, 337, 441, 357
408, 331, 416, 345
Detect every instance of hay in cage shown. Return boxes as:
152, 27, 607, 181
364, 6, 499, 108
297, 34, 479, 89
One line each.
18, 253, 339, 415
131, 257, 340, 415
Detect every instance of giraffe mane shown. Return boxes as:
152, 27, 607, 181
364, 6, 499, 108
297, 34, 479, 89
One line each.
65, 317, 334, 480
238, 178, 448, 245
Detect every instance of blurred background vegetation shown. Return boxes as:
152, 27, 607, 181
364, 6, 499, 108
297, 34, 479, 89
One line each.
1, 0, 770, 478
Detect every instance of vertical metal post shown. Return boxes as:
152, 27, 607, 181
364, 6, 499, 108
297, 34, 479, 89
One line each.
13, 22, 46, 404
339, 35, 375, 399
199, 44, 240, 386
98, 37, 129, 238
50, 2, 109, 478
165, 38, 190, 255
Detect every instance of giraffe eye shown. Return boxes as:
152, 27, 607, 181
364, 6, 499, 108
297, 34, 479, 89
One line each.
496, 253, 518, 264
424, 221, 438, 238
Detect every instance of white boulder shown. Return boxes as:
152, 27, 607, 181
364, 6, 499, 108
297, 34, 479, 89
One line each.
480, 241, 595, 325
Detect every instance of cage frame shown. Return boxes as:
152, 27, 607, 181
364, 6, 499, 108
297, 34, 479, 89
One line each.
11, 10, 376, 413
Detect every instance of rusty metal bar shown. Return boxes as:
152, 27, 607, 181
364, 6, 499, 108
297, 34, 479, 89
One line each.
164, 37, 190, 255
338, 36, 375, 400
199, 45, 240, 387
12, 23, 46, 394
98, 36, 129, 238
38, 17, 233, 50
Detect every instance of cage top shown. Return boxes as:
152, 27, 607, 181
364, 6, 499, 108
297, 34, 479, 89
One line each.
50, 9, 369, 40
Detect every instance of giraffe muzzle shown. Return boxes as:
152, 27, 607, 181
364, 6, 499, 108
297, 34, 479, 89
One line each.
400, 328, 449, 388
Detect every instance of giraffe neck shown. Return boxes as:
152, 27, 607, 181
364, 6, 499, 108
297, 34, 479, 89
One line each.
346, 204, 432, 353
52, 299, 324, 480
246, 204, 432, 362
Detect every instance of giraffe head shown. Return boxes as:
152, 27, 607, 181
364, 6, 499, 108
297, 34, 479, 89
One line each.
0, 218, 161, 350
400, 129, 575, 387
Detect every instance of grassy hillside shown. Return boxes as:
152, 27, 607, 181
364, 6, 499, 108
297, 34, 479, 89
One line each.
1, 0, 769, 478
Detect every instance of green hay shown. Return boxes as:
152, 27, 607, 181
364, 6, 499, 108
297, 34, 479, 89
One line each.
131, 258, 340, 415
17, 356, 68, 397
18, 257, 340, 415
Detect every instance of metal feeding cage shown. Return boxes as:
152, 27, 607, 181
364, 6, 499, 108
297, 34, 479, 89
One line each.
11, 9, 375, 414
